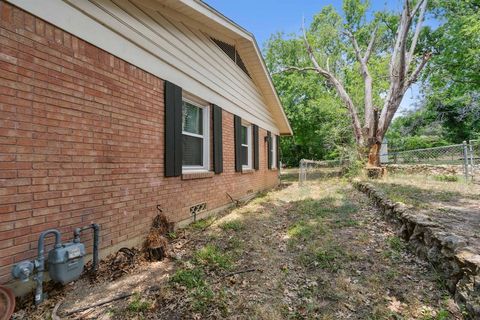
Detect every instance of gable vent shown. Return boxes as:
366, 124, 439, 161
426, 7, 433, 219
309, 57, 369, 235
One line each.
211, 38, 251, 78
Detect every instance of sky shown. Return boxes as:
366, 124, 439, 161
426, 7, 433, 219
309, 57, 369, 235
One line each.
204, 0, 421, 114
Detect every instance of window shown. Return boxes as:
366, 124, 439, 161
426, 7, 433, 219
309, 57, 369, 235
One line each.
271, 135, 277, 169
241, 123, 252, 169
182, 99, 209, 172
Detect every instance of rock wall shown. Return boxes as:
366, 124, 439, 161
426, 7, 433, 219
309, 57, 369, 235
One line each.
354, 181, 479, 319
385, 164, 464, 176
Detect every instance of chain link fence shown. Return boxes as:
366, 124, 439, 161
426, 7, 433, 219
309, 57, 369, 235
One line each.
298, 141, 480, 184
298, 159, 346, 185
469, 139, 479, 179
383, 141, 479, 181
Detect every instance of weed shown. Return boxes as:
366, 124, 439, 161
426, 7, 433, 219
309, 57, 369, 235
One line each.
220, 219, 244, 231
385, 269, 400, 281
166, 231, 178, 239
435, 309, 450, 320
334, 217, 358, 227
170, 268, 205, 289
127, 293, 151, 313
315, 249, 339, 270
191, 286, 215, 312
388, 236, 406, 252
190, 217, 215, 230
434, 175, 459, 182
287, 221, 315, 239
227, 237, 243, 249
194, 244, 232, 269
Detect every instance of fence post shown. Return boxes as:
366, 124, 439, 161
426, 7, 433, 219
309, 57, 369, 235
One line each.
299, 159, 304, 186
468, 140, 474, 176
462, 141, 469, 181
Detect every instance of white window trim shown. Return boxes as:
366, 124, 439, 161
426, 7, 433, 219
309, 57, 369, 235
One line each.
241, 122, 252, 170
182, 98, 210, 173
271, 135, 277, 169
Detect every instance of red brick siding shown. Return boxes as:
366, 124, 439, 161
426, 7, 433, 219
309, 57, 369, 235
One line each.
0, 1, 279, 284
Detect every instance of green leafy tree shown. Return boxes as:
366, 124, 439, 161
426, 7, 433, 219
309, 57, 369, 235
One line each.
267, 0, 431, 169
421, 0, 480, 141
387, 0, 479, 147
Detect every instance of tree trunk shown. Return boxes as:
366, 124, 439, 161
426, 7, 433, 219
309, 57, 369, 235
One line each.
367, 141, 381, 168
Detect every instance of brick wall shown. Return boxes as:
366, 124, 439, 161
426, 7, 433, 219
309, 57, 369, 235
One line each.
0, 1, 279, 286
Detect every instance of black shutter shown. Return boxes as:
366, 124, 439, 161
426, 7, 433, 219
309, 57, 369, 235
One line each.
267, 131, 272, 170
212, 105, 223, 174
164, 81, 182, 177
276, 135, 280, 169
234, 115, 242, 172
253, 125, 259, 170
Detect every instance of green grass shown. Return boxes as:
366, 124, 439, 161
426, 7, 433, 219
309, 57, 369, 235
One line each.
434, 174, 459, 182
383, 236, 407, 260
219, 219, 244, 231
388, 236, 406, 252
127, 293, 151, 313
170, 268, 205, 289
194, 244, 232, 270
170, 268, 221, 313
190, 217, 215, 230
287, 221, 315, 239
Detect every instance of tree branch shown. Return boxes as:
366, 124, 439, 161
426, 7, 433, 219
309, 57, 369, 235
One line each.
406, 52, 432, 87
407, 0, 428, 69
364, 24, 379, 63
411, 0, 427, 17
344, 30, 363, 63
302, 20, 364, 144
271, 66, 317, 75
344, 29, 375, 137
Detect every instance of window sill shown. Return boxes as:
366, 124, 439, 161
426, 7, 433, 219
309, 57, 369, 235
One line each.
241, 168, 255, 174
182, 171, 214, 180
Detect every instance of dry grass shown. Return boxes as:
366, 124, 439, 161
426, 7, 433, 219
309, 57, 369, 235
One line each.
368, 173, 478, 208
16, 176, 464, 319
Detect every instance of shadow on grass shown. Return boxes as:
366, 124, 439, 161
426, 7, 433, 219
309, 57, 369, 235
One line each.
370, 181, 477, 208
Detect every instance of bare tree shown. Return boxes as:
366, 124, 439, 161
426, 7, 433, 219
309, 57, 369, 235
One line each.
279, 0, 430, 169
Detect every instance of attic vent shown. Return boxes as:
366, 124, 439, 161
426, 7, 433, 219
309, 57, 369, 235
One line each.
190, 202, 207, 220
211, 38, 251, 78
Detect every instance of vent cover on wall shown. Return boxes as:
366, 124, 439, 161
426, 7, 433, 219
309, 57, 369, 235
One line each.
211, 38, 251, 78
190, 202, 207, 220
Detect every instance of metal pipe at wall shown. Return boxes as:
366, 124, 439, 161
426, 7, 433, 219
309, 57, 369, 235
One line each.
74, 223, 100, 272
35, 229, 62, 305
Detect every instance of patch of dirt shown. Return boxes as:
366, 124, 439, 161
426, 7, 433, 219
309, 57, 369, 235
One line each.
14, 178, 463, 319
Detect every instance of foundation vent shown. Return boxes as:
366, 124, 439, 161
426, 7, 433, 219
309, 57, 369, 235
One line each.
190, 202, 207, 219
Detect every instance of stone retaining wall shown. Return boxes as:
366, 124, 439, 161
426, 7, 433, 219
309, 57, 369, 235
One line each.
385, 164, 464, 176
354, 181, 479, 318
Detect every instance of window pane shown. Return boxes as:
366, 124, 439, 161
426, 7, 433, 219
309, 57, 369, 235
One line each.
241, 126, 247, 144
182, 102, 203, 135
183, 135, 203, 166
241, 146, 248, 165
